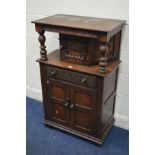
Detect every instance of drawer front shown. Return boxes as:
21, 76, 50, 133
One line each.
46, 66, 96, 88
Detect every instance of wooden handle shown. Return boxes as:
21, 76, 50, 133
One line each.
64, 98, 70, 107
81, 78, 87, 83
64, 102, 70, 107
51, 70, 57, 75
69, 104, 74, 109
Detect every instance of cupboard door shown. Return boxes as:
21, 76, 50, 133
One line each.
70, 86, 96, 134
47, 78, 70, 126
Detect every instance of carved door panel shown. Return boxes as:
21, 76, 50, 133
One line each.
70, 86, 96, 134
47, 79, 70, 126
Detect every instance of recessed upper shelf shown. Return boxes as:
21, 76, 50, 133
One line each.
32, 14, 125, 33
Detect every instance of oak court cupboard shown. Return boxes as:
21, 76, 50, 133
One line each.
32, 14, 125, 144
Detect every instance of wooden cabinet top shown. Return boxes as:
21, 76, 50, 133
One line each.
37, 50, 120, 77
32, 14, 125, 33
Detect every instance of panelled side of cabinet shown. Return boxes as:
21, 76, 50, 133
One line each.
39, 63, 52, 121
101, 69, 118, 133
95, 69, 118, 139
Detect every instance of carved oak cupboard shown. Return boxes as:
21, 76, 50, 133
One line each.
32, 14, 125, 144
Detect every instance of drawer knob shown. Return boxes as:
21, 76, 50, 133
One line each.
65, 98, 70, 107
65, 102, 70, 107
81, 78, 87, 83
51, 70, 56, 76
69, 104, 74, 109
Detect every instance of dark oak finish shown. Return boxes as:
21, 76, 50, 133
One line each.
37, 50, 121, 78
37, 51, 120, 144
46, 65, 97, 88
32, 14, 125, 144
32, 14, 125, 72
32, 14, 125, 34
38, 30, 47, 61
59, 32, 122, 66
99, 44, 108, 73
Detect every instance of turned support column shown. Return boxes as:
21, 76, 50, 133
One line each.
99, 43, 108, 73
38, 31, 47, 61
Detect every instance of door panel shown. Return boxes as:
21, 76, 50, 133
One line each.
70, 86, 96, 134
51, 85, 65, 100
72, 88, 95, 110
74, 92, 92, 108
47, 78, 69, 126
74, 111, 92, 132
52, 103, 68, 125
46, 78, 97, 134
49, 80, 67, 101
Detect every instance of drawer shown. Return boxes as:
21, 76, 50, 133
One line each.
46, 66, 96, 88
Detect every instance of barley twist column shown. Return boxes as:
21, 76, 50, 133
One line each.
99, 43, 108, 73
38, 31, 47, 61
